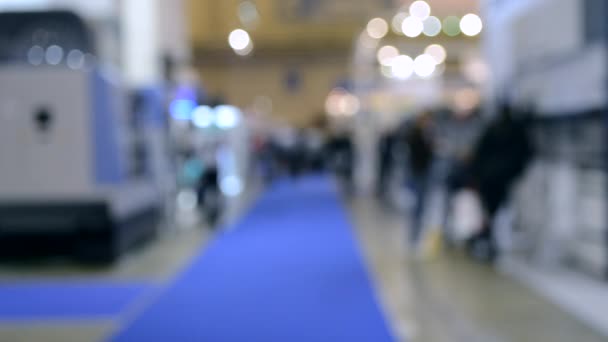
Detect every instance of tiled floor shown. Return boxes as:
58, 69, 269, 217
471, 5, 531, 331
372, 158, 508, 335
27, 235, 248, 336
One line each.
347, 195, 607, 342
0, 181, 260, 342
0, 185, 606, 342
0, 227, 209, 342
500, 257, 608, 338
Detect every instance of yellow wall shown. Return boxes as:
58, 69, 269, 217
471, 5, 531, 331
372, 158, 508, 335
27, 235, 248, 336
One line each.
188, 0, 364, 49
198, 60, 348, 127
186, 0, 482, 125
187, 0, 361, 126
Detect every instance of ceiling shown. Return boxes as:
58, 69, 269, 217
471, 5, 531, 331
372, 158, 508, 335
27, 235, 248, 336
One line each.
188, 0, 480, 63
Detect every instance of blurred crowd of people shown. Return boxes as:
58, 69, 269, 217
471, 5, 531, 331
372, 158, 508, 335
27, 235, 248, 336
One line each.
253, 126, 355, 186
376, 103, 533, 262
247, 101, 534, 264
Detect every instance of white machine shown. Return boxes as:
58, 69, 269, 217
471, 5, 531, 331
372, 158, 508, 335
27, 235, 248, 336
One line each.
485, 0, 608, 277
0, 11, 163, 262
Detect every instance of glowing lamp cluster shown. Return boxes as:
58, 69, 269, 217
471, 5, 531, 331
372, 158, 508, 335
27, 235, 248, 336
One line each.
388, 2, 483, 38
325, 88, 360, 117
460, 14, 483, 37
367, 17, 389, 39
388, 54, 437, 79
379, 43, 448, 80
228, 29, 253, 56
192, 105, 242, 129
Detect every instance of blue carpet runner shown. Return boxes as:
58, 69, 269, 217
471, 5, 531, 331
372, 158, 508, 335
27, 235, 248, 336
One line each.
111, 176, 395, 341
0, 282, 150, 320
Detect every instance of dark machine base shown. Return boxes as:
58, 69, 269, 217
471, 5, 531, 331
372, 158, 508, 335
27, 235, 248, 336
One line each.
0, 202, 160, 264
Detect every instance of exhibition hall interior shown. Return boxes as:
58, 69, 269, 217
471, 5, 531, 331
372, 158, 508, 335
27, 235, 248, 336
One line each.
0, 0, 607, 341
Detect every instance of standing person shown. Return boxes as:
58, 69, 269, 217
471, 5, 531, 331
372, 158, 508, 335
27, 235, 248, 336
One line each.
468, 103, 533, 261
326, 132, 355, 192
406, 112, 435, 245
304, 128, 325, 172
377, 131, 396, 199
197, 145, 222, 225
289, 130, 307, 177
275, 126, 298, 178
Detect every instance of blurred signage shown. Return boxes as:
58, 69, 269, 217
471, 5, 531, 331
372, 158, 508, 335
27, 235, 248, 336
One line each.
278, 0, 392, 22
0, 0, 50, 11
513, 0, 582, 70
0, 0, 116, 19
510, 0, 608, 114
285, 68, 302, 93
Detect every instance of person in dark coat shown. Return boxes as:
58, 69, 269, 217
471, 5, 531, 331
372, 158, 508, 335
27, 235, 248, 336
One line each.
406, 112, 434, 245
377, 131, 396, 198
468, 103, 533, 261
326, 133, 355, 191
